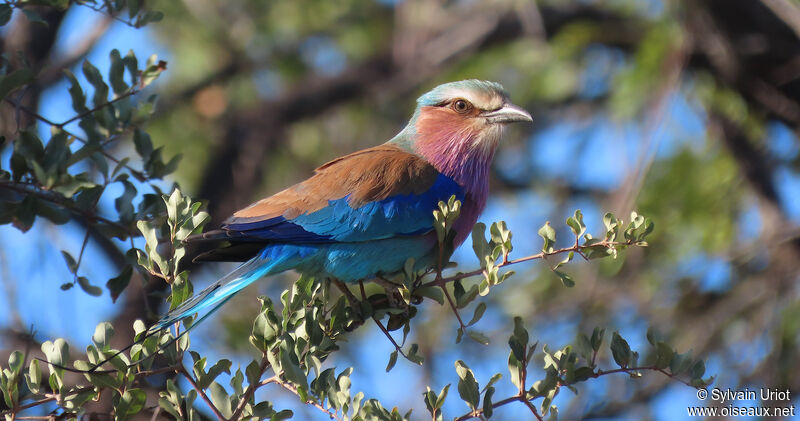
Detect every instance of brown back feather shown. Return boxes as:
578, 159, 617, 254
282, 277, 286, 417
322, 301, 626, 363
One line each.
227, 144, 440, 225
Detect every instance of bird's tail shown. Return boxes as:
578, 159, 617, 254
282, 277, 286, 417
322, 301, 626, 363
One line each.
80, 250, 292, 373
152, 250, 287, 331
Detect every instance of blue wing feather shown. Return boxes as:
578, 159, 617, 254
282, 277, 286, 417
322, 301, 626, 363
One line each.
222, 173, 463, 243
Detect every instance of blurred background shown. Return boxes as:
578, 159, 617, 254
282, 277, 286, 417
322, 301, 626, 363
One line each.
1, 0, 800, 419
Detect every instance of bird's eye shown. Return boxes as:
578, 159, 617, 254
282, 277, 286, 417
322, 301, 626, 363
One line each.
452, 99, 472, 114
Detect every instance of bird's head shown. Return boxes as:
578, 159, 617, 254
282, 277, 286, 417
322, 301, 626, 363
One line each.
415, 79, 532, 127
391, 80, 532, 181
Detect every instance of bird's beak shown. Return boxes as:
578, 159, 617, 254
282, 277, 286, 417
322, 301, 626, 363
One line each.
482, 103, 533, 124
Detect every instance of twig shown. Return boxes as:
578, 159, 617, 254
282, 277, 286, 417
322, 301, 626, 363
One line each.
229, 356, 270, 420
372, 317, 409, 360
261, 376, 343, 421
68, 229, 92, 285
178, 367, 227, 421
77, 2, 141, 28
358, 280, 409, 360
2, 97, 148, 182
0, 180, 134, 235
453, 365, 688, 420
437, 275, 469, 333
420, 240, 636, 289
59, 89, 140, 127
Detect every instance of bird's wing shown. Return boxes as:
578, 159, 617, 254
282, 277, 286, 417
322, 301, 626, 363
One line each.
196, 144, 464, 247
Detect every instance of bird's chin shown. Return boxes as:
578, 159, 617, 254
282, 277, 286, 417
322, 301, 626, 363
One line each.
471, 124, 504, 152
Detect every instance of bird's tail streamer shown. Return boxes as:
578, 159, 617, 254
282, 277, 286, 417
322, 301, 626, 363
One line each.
81, 251, 286, 372
153, 251, 284, 330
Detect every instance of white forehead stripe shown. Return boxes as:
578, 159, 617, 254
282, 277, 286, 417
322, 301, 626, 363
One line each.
437, 86, 506, 110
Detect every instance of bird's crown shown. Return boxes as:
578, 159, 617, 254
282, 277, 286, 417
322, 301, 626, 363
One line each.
416, 79, 509, 111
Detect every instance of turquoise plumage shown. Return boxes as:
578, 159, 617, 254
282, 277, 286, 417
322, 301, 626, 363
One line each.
158, 80, 532, 330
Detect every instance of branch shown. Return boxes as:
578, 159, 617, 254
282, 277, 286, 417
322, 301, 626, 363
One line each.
2, 97, 148, 182
454, 365, 687, 421
260, 376, 343, 421
228, 356, 270, 421
419, 240, 638, 289
178, 367, 227, 421
59, 88, 141, 127
0, 179, 134, 236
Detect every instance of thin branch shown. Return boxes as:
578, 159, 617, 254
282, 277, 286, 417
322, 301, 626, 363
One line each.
437, 275, 469, 333
454, 365, 689, 420
178, 367, 227, 421
261, 376, 343, 421
2, 98, 148, 182
229, 356, 270, 421
68, 228, 92, 285
59, 88, 140, 127
0, 179, 134, 235
372, 317, 409, 360
4, 386, 94, 415
76, 2, 141, 28
420, 240, 638, 289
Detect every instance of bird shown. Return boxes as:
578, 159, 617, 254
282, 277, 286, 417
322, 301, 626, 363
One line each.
155, 79, 532, 331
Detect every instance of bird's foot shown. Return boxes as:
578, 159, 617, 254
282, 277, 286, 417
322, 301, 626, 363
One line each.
332, 279, 368, 329
372, 276, 404, 309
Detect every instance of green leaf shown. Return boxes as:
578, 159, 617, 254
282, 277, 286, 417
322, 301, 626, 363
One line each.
385, 350, 398, 372
471, 222, 489, 265
115, 389, 147, 421
279, 348, 308, 391
25, 360, 42, 394
454, 360, 480, 411
198, 359, 232, 389
0, 69, 34, 102
513, 317, 529, 349
482, 386, 495, 418
33, 199, 70, 225
140, 55, 166, 87
250, 298, 279, 351
538, 222, 556, 253
690, 359, 706, 380
82, 60, 109, 108
467, 302, 487, 326
456, 283, 479, 309
406, 343, 425, 365
21, 9, 47, 26
209, 382, 233, 418
0, 4, 12, 26
566, 209, 586, 237
653, 341, 674, 370
115, 179, 137, 224
51, 175, 96, 198
61, 250, 78, 274
64, 70, 89, 113
106, 265, 133, 303
41, 338, 69, 388
554, 270, 574, 287
414, 286, 444, 305
78, 276, 103, 296
92, 322, 115, 351
7, 351, 23, 374
590, 327, 605, 352
436, 384, 450, 410
610, 332, 632, 368
467, 330, 490, 345
109, 49, 129, 96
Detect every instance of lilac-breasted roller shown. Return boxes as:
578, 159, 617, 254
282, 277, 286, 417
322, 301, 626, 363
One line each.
156, 80, 532, 329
